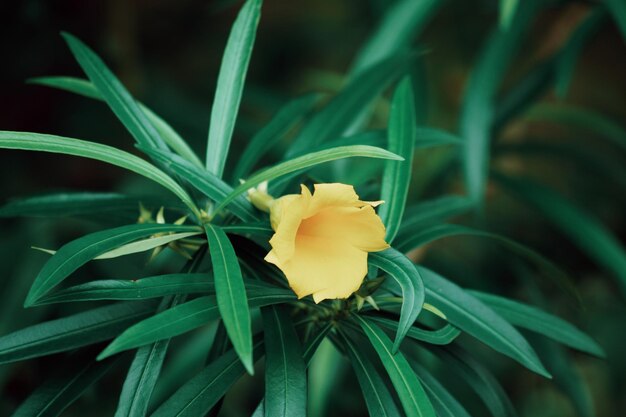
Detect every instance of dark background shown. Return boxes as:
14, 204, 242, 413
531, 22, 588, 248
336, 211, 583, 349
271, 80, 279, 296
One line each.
1, 0, 625, 416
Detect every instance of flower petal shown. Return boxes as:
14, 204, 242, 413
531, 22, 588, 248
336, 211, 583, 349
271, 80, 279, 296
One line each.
298, 205, 389, 252
268, 185, 311, 262
305, 183, 364, 217
266, 234, 368, 302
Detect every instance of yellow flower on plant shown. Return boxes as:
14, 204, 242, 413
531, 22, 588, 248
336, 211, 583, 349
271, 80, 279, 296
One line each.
263, 183, 389, 303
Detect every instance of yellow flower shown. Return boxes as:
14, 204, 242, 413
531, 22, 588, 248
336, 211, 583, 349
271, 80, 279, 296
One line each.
264, 183, 389, 303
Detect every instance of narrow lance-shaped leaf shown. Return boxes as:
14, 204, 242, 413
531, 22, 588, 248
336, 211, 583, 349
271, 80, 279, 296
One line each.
206, 0, 262, 177
98, 287, 295, 359
399, 195, 473, 233
287, 53, 415, 156
12, 354, 119, 417
354, 315, 436, 417
24, 223, 199, 305
368, 316, 460, 346
0, 132, 201, 218
530, 336, 596, 417
379, 77, 416, 242
336, 329, 402, 417
554, 9, 605, 98
496, 174, 626, 296
460, 0, 541, 205
0, 192, 186, 219
232, 93, 320, 181
369, 248, 425, 353
61, 33, 168, 152
147, 325, 218, 409
394, 223, 577, 300
350, 0, 440, 76
262, 305, 307, 417
432, 346, 517, 417
92, 231, 201, 260
36, 273, 215, 305
345, 0, 441, 133
215, 145, 402, 213
523, 103, 626, 152
293, 127, 461, 158
493, 55, 558, 131
469, 291, 604, 357
143, 146, 259, 222
205, 224, 254, 375
499, 0, 518, 30
30, 76, 204, 168
114, 296, 183, 417
418, 266, 551, 377
152, 341, 265, 417
208, 323, 332, 417
411, 364, 472, 417
0, 301, 155, 365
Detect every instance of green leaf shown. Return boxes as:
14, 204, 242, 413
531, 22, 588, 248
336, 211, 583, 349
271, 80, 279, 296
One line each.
148, 325, 217, 409
368, 316, 460, 346
499, 0, 518, 30
61, 33, 168, 153
0, 192, 184, 219
354, 315, 436, 417
419, 266, 551, 377
350, 0, 440, 75
205, 224, 254, 375
496, 174, 626, 296
302, 322, 333, 365
249, 322, 333, 417
530, 336, 596, 417
215, 145, 402, 213
152, 341, 265, 417
379, 77, 416, 242
296, 127, 461, 157
29, 76, 203, 168
287, 53, 415, 156
395, 223, 576, 299
0, 131, 201, 218
495, 141, 626, 190
206, 0, 262, 177
459, 0, 541, 205
307, 338, 345, 417
94, 231, 201, 259
369, 249, 425, 353
262, 305, 307, 417
399, 195, 473, 233
433, 346, 516, 417
605, 0, 626, 40
144, 147, 259, 222
25, 223, 200, 305
412, 364, 472, 417
11, 354, 119, 417
554, 10, 605, 98
222, 222, 273, 241
523, 103, 626, 152
232, 93, 320, 181
114, 297, 182, 417
0, 302, 154, 365
493, 55, 557, 132
470, 291, 604, 357
36, 274, 214, 305
98, 287, 295, 358
336, 329, 402, 417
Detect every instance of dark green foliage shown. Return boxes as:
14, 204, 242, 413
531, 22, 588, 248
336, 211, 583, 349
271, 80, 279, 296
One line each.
0, 1, 620, 415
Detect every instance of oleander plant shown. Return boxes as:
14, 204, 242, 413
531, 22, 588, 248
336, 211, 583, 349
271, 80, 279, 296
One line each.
1, 0, 625, 416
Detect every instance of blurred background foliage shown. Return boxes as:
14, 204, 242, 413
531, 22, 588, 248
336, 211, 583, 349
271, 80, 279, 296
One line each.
0, 0, 624, 416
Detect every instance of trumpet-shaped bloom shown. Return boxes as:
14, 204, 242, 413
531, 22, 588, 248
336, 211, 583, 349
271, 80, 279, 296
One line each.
265, 183, 389, 302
